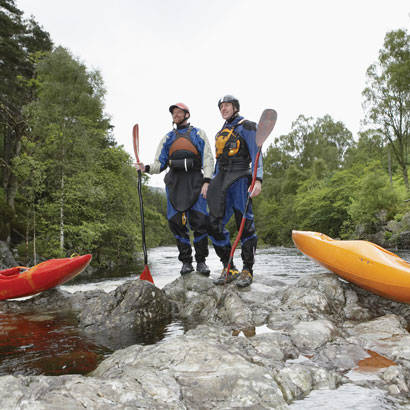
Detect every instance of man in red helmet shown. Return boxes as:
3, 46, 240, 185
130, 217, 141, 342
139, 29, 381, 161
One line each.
136, 103, 214, 275
207, 95, 263, 288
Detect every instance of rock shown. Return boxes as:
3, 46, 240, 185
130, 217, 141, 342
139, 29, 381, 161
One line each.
0, 288, 73, 313
313, 338, 370, 371
273, 362, 341, 402
0, 373, 183, 409
75, 280, 172, 349
281, 274, 346, 318
345, 314, 410, 365
386, 219, 401, 234
289, 319, 339, 353
92, 325, 289, 409
343, 288, 374, 321
381, 365, 410, 395
369, 231, 389, 248
163, 272, 221, 322
0, 241, 17, 269
2, 268, 410, 407
0, 280, 172, 351
395, 230, 410, 249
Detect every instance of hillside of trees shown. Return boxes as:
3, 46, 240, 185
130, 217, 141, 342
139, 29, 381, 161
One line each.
254, 28, 409, 248
0, 0, 171, 273
0, 0, 409, 274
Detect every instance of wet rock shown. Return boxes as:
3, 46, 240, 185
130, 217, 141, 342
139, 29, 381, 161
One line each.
74, 280, 172, 349
343, 288, 374, 321
395, 230, 410, 249
280, 274, 346, 319
247, 331, 299, 364
92, 325, 289, 409
381, 365, 409, 395
289, 319, 339, 353
0, 373, 181, 409
0, 280, 172, 351
0, 288, 73, 313
3, 268, 410, 407
163, 272, 221, 322
0, 241, 17, 269
344, 314, 410, 367
273, 362, 341, 402
313, 338, 370, 371
164, 273, 265, 328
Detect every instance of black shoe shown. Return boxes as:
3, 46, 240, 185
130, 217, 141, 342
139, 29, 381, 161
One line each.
196, 262, 210, 276
236, 269, 253, 288
180, 262, 194, 275
213, 266, 239, 285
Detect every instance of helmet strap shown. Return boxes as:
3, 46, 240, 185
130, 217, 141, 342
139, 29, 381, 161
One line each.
226, 111, 239, 123
173, 118, 189, 129
172, 110, 190, 127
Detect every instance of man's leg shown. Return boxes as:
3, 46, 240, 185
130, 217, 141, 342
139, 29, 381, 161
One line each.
209, 184, 240, 284
232, 177, 257, 287
167, 199, 193, 274
188, 195, 210, 275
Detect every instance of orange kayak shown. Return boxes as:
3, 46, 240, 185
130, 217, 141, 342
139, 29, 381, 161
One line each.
0, 254, 92, 300
292, 231, 410, 303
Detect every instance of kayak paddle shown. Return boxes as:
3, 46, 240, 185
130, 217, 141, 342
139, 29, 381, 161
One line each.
225, 109, 277, 281
133, 124, 154, 284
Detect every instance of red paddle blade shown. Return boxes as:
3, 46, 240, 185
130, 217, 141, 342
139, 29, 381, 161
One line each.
256, 109, 277, 147
132, 124, 140, 162
140, 264, 154, 284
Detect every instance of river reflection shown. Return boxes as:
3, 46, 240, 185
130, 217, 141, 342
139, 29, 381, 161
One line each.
0, 311, 111, 376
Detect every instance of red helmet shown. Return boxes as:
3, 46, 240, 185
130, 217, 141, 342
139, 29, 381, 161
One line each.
169, 102, 190, 118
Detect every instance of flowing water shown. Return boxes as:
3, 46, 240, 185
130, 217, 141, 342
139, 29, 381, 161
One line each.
1, 246, 410, 408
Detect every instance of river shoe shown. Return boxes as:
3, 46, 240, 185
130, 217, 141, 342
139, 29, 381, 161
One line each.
236, 269, 253, 288
180, 262, 194, 275
213, 265, 240, 285
196, 262, 210, 276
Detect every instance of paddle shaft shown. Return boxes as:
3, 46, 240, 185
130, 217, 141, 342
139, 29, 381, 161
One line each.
133, 124, 149, 267
225, 147, 261, 274
137, 169, 148, 265
224, 108, 277, 279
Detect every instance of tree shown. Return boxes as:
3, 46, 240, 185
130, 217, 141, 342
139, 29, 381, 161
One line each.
293, 169, 357, 238
18, 47, 170, 268
22, 47, 112, 256
347, 163, 402, 235
0, 0, 52, 241
275, 114, 353, 171
362, 29, 410, 189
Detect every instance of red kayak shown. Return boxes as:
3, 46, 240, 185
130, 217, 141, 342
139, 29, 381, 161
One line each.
0, 254, 92, 300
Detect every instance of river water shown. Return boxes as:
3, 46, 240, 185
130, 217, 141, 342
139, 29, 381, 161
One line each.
1, 245, 410, 408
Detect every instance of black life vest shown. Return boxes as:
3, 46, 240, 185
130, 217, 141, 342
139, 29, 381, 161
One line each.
215, 119, 251, 171
207, 119, 254, 218
164, 127, 203, 212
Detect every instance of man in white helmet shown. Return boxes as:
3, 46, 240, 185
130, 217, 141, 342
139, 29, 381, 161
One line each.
136, 103, 214, 275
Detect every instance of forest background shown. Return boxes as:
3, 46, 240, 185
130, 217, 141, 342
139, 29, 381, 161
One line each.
1, 0, 409, 274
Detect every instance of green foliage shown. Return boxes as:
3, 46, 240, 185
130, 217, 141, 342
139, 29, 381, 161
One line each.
347, 163, 403, 234
0, 1, 52, 242
275, 114, 353, 171
344, 130, 387, 168
362, 28, 410, 189
9, 47, 171, 271
252, 29, 410, 247
293, 169, 357, 238
256, 107, 407, 245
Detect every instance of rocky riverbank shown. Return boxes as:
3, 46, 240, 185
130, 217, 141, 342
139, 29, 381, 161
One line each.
1, 271, 410, 408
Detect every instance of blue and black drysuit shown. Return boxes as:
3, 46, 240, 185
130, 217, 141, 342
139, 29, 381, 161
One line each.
207, 114, 263, 273
144, 124, 214, 264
